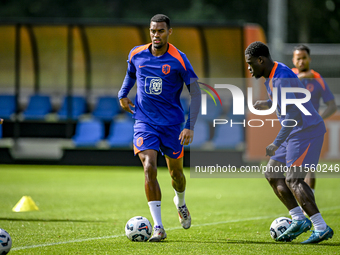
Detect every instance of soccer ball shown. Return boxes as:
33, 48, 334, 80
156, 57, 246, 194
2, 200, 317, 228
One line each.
269, 217, 292, 240
125, 216, 152, 242
0, 229, 12, 255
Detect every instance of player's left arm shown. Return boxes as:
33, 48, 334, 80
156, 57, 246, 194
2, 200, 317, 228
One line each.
320, 82, 336, 119
321, 99, 336, 119
178, 54, 201, 145
179, 80, 201, 145
318, 75, 336, 119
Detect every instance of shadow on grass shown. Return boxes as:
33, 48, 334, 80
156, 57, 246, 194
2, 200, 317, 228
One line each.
166, 239, 340, 246
0, 217, 107, 223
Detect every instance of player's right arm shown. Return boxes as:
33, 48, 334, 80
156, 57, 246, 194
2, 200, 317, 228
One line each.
119, 97, 135, 114
266, 106, 300, 157
263, 101, 298, 156
118, 71, 136, 114
118, 51, 137, 114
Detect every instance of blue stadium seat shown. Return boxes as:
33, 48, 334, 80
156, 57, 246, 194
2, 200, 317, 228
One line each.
212, 123, 244, 149
107, 118, 134, 147
58, 96, 86, 120
92, 96, 120, 121
0, 95, 16, 119
186, 120, 210, 149
23, 94, 52, 120
72, 119, 104, 147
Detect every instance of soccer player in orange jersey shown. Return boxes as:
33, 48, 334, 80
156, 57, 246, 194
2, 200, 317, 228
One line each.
292, 45, 336, 192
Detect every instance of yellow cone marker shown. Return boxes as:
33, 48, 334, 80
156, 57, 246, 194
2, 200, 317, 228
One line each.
12, 196, 39, 212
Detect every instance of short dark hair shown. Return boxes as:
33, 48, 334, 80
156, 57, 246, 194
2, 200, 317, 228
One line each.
150, 14, 171, 29
245, 41, 271, 58
293, 44, 310, 56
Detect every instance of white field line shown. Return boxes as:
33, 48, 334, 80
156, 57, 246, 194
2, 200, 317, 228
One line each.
12, 205, 340, 251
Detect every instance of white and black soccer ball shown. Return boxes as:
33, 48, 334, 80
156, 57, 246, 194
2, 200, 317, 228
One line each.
270, 217, 292, 240
125, 216, 152, 242
0, 229, 12, 255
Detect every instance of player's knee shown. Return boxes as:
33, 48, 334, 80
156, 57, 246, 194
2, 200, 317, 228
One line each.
144, 162, 157, 181
285, 175, 300, 189
170, 168, 184, 182
264, 171, 276, 184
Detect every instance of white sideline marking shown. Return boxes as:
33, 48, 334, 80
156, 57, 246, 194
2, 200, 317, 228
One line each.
12, 234, 124, 251
11, 215, 273, 251
12, 205, 340, 251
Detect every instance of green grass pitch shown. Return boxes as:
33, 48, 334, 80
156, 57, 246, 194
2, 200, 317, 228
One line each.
0, 164, 339, 254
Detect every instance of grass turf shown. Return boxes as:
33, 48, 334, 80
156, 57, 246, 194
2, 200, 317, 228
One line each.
0, 164, 339, 254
